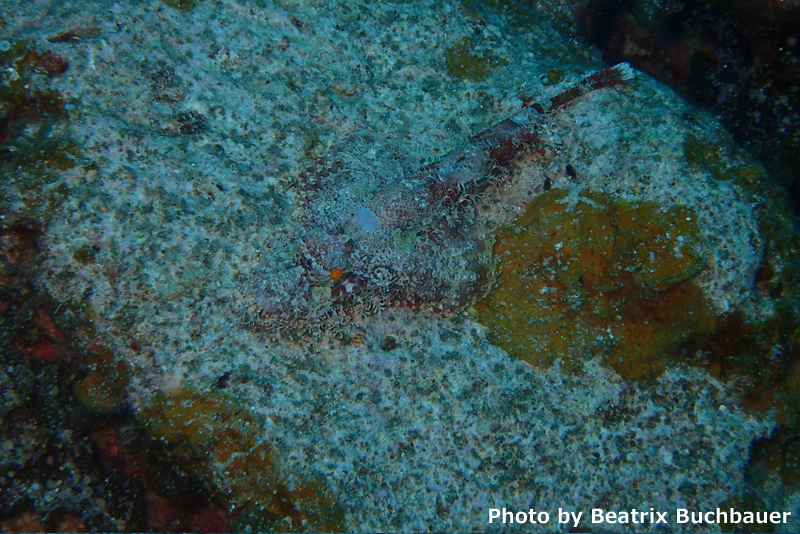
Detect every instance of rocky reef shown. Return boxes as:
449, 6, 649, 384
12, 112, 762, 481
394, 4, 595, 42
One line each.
2, 0, 799, 531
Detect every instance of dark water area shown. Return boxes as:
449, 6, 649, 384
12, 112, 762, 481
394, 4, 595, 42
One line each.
576, 0, 800, 217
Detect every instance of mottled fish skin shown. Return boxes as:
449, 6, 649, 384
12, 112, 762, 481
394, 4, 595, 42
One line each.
252, 64, 634, 340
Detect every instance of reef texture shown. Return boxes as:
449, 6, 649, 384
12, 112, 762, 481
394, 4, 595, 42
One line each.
251, 64, 633, 339
2, 0, 797, 531
477, 189, 717, 380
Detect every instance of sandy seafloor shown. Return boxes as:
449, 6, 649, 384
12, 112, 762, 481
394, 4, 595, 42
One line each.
2, 0, 799, 531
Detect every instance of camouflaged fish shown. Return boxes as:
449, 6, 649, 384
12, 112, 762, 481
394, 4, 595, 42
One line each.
251, 63, 634, 339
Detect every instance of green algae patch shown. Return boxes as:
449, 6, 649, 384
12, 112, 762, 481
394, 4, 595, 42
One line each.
540, 68, 566, 86
683, 133, 736, 181
683, 132, 771, 187
444, 37, 502, 82
139, 386, 343, 532
477, 189, 717, 380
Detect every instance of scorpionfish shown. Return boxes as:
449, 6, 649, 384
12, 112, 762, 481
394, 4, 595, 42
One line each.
251, 63, 634, 339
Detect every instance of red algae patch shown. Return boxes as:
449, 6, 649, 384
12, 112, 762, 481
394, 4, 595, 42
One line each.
477, 189, 717, 380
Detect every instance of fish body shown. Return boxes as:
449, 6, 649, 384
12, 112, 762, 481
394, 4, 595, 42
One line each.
252, 63, 634, 339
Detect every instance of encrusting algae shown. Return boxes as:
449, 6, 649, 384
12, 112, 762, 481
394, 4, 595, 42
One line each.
477, 189, 717, 380
73, 344, 131, 414
139, 387, 343, 532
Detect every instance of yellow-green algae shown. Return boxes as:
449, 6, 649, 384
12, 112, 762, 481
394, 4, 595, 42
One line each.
138, 386, 343, 532
74, 344, 130, 414
540, 68, 566, 86
683, 131, 775, 190
477, 189, 716, 380
444, 37, 503, 82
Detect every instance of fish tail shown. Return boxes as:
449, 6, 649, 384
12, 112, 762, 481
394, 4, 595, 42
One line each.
523, 62, 634, 113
